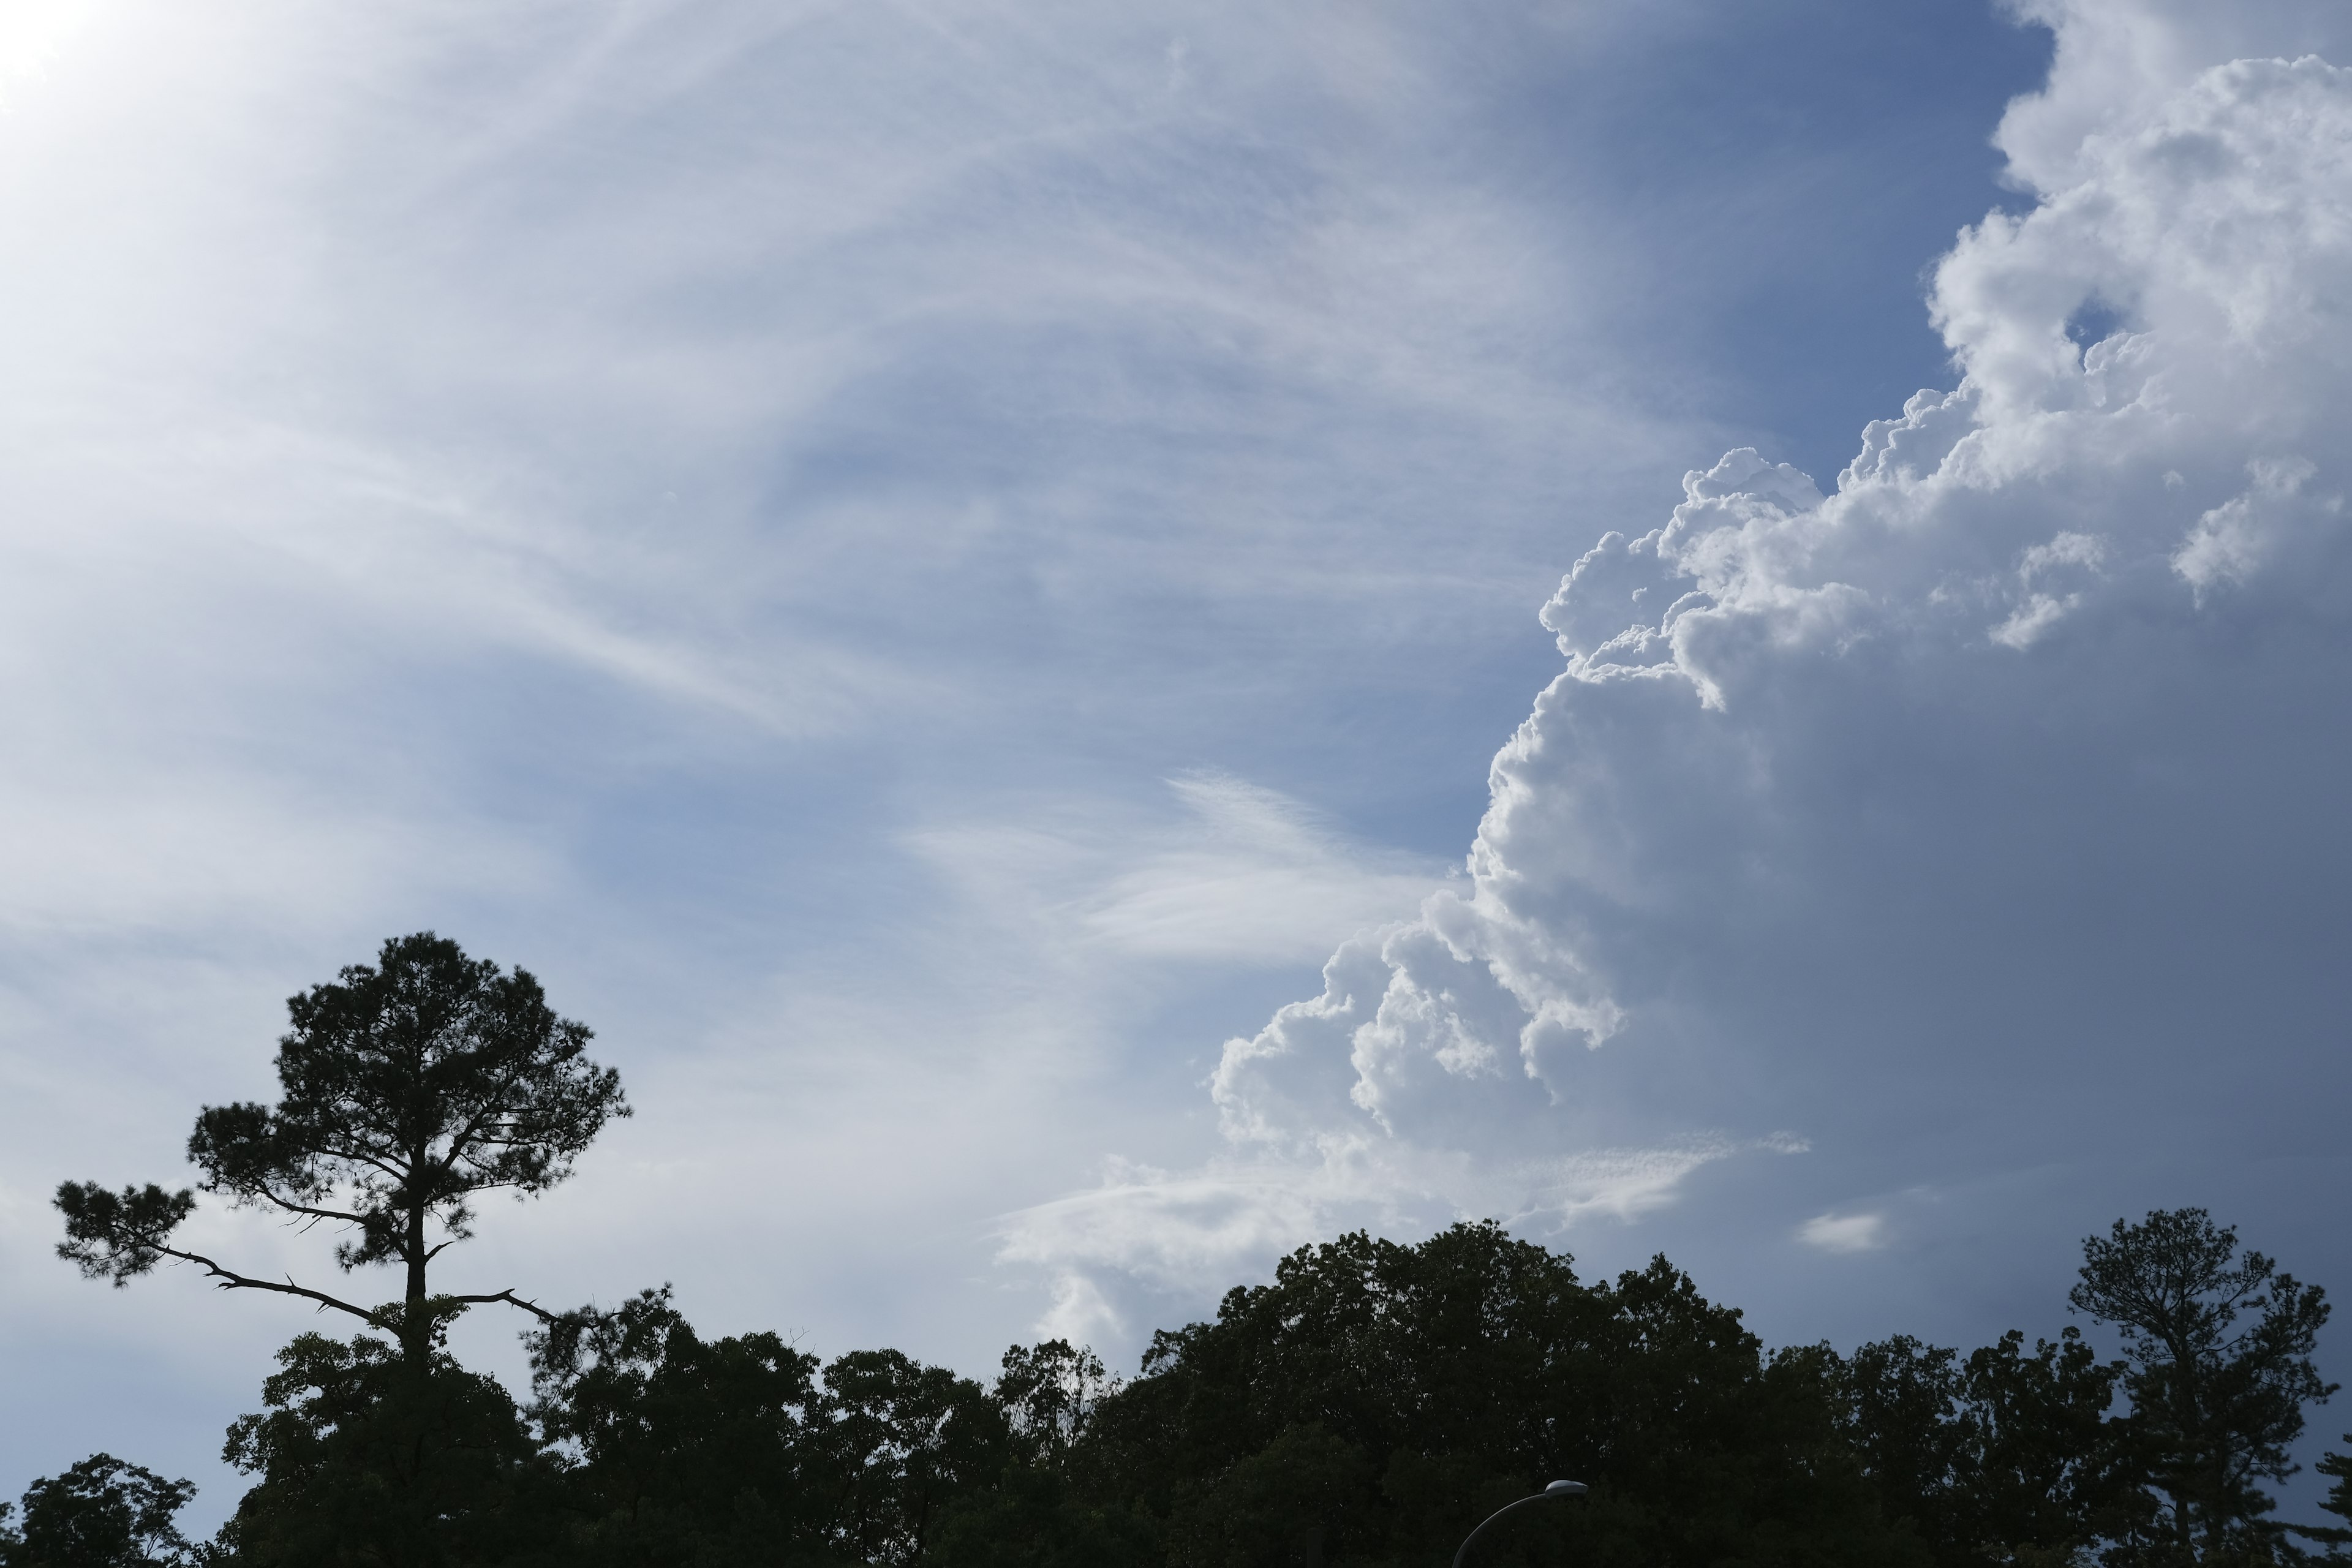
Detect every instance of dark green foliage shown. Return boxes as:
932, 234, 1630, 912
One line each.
2069, 1210, 2335, 1565
926, 1341, 1158, 1568
1162, 1422, 1373, 1567
1080, 1221, 1914, 1568
46, 1180, 2337, 1567
529, 1286, 832, 1565
1955, 1328, 2137, 1566
991, 1340, 1117, 1473
192, 932, 623, 1262
53, 1187, 200, 1291
526, 1289, 1038, 1566
212, 1331, 558, 1568
55, 933, 628, 1366
2294, 1439, 2352, 1555
1839, 1333, 1965, 1542
1836, 1327, 2132, 1568
807, 1349, 1017, 1566
926, 1461, 1159, 1568
0, 1455, 195, 1568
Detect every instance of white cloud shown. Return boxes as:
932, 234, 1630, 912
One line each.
1798, 1212, 1890, 1254
2172, 455, 2324, 594
907, 772, 1446, 968
1008, 0, 2352, 1311
997, 1132, 1807, 1340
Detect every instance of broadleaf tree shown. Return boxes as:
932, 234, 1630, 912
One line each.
0, 1453, 197, 1568
55, 932, 628, 1368
213, 1329, 559, 1568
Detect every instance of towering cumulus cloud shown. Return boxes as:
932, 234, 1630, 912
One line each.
1008, 0, 2352, 1332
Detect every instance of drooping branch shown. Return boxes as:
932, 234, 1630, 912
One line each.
159, 1244, 387, 1327
161, 1246, 560, 1340
55, 1183, 388, 1328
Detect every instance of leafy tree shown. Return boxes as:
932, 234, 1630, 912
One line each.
993, 1341, 1118, 1475
805, 1349, 1013, 1566
2069, 1209, 2335, 1565
0, 1455, 195, 1568
926, 1461, 1159, 1568
211, 1330, 559, 1568
1952, 1327, 2133, 1567
527, 1286, 832, 1566
55, 933, 628, 1370
528, 1287, 1048, 1567
1079, 1221, 1913, 1568
925, 1338, 1160, 1567
1162, 1423, 1372, 1568
1839, 1334, 1966, 1552
1838, 1327, 2132, 1568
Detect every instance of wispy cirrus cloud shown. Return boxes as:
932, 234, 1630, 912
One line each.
909, 772, 1446, 968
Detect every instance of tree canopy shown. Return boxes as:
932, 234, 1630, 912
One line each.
164, 1213, 2331, 1568
28, 952, 2342, 1568
0, 1455, 196, 1568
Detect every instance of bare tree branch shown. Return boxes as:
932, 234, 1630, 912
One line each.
156, 1243, 385, 1327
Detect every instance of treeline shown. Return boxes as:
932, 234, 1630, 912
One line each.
10, 936, 2349, 1567
11, 1215, 2352, 1567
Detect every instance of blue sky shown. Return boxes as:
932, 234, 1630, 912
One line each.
4, 0, 2350, 1534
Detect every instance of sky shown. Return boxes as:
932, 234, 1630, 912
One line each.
2, 0, 2350, 1534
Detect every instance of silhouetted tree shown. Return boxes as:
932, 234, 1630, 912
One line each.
211, 1329, 559, 1568
527, 1286, 832, 1566
927, 1341, 1158, 1568
1078, 1221, 1913, 1568
806, 1349, 1012, 1566
2070, 1209, 2335, 1566
2283, 1436, 2352, 1558
527, 1287, 1051, 1567
992, 1341, 1118, 1475
927, 1460, 1159, 1568
55, 933, 628, 1370
1840, 1334, 1967, 1552
0, 1454, 196, 1568
1838, 1327, 2133, 1568
1952, 1327, 2134, 1566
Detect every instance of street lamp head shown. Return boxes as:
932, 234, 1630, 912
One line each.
1453, 1478, 1591, 1566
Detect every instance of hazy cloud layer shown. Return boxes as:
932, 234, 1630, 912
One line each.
0, 0, 1815, 1517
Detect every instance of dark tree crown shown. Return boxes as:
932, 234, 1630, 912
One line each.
0, 1453, 196, 1568
184, 931, 628, 1273
2068, 1208, 2336, 1557
55, 932, 628, 1363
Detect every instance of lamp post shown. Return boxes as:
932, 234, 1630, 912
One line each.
1451, 1479, 1588, 1568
